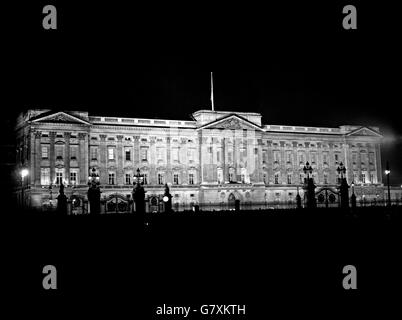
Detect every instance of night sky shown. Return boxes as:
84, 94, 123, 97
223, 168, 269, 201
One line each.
3, 2, 402, 184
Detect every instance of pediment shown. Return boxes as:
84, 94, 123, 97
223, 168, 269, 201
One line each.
197, 114, 263, 131
346, 127, 383, 138
31, 111, 90, 125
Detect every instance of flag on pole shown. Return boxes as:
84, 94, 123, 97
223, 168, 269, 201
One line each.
211, 72, 215, 111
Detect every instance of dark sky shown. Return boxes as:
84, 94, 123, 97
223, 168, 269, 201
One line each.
3, 1, 402, 185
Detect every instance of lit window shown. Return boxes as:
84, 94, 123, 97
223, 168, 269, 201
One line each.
141, 147, 148, 161
41, 146, 48, 159
70, 170, 78, 185
108, 148, 114, 160
40, 168, 50, 185
56, 169, 63, 185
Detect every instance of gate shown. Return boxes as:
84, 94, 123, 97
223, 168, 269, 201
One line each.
315, 187, 339, 208
105, 194, 131, 213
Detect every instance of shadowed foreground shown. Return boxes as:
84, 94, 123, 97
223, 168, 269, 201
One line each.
2, 206, 402, 317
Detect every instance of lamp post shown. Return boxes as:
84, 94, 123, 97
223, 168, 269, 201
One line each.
132, 168, 146, 217
296, 186, 302, 209
385, 161, 391, 207
303, 162, 316, 209
87, 167, 101, 214
336, 162, 349, 209
20, 169, 28, 209
351, 181, 356, 209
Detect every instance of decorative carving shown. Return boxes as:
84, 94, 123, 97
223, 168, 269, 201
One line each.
64, 132, 71, 139
78, 133, 86, 140
34, 131, 42, 139
49, 132, 57, 139
100, 134, 107, 141
219, 118, 242, 130
117, 135, 124, 141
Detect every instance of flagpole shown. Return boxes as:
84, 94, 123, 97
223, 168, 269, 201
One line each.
211, 72, 215, 111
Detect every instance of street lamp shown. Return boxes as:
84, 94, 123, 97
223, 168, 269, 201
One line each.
20, 169, 29, 208
303, 162, 313, 181
133, 168, 144, 185
336, 162, 346, 183
385, 161, 391, 207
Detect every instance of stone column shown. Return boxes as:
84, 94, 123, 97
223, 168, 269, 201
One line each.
328, 142, 335, 184
222, 137, 226, 183
99, 134, 107, 185
117, 135, 124, 185
375, 143, 382, 184
149, 137, 156, 185
34, 131, 42, 186
267, 140, 273, 184
133, 136, 140, 170
78, 133, 88, 185
166, 136, 172, 183
49, 132, 56, 184
64, 132, 71, 184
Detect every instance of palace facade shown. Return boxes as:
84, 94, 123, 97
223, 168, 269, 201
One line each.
15, 109, 388, 212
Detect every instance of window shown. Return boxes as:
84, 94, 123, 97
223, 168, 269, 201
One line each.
158, 173, 164, 185
56, 169, 63, 185
287, 173, 292, 184
70, 170, 78, 185
370, 173, 375, 183
55, 145, 63, 160
90, 147, 98, 160
189, 173, 194, 185
287, 151, 292, 164
217, 150, 221, 162
141, 147, 148, 161
41, 146, 49, 159
108, 148, 114, 160
173, 174, 179, 185
369, 152, 375, 164
274, 151, 280, 163
311, 152, 316, 164
125, 173, 131, 185
70, 146, 78, 160
299, 152, 305, 164
40, 168, 50, 185
353, 172, 358, 183
241, 174, 245, 183
208, 147, 213, 153
324, 173, 328, 185
143, 174, 148, 185
274, 173, 279, 184
335, 154, 339, 162
188, 148, 195, 162
156, 147, 164, 161
300, 173, 304, 184
323, 152, 328, 164
228, 151, 233, 162
125, 149, 131, 161
217, 168, 223, 183
172, 147, 179, 162
361, 173, 366, 184
109, 173, 115, 185
352, 152, 357, 164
